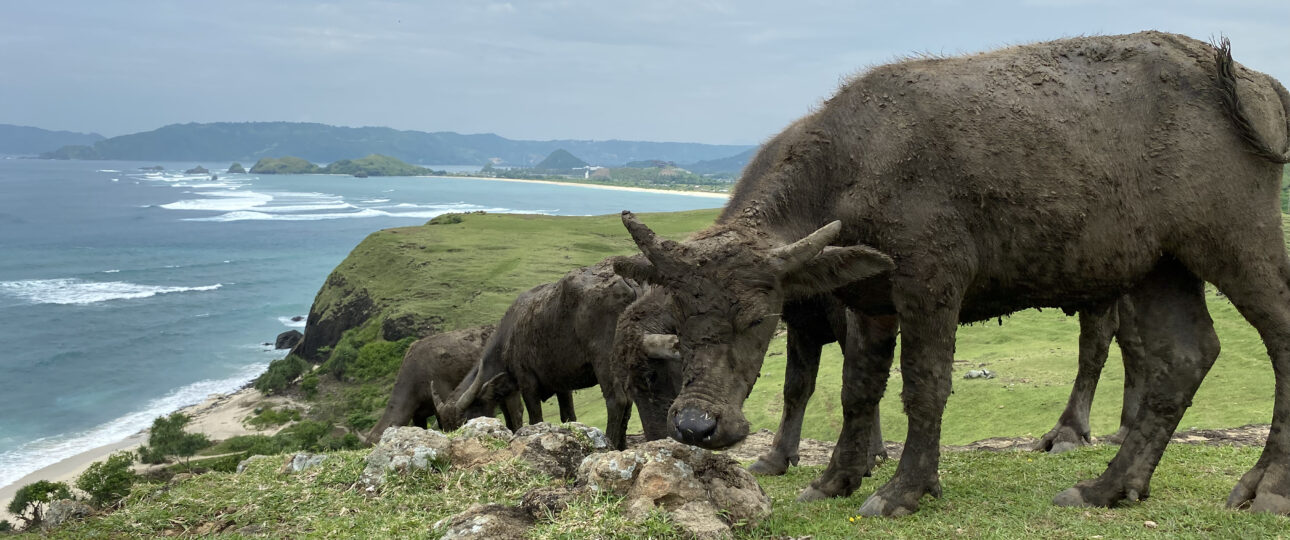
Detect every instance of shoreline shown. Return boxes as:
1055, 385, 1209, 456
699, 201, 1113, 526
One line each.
427, 174, 731, 199
0, 386, 299, 522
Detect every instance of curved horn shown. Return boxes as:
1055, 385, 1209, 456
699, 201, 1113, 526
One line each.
768, 221, 843, 272
621, 211, 677, 267
641, 333, 681, 360
454, 369, 483, 412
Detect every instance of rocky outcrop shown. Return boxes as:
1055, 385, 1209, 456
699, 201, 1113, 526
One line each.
183, 165, 209, 175
227, 162, 247, 174
282, 452, 328, 473
361, 426, 452, 488
42, 499, 93, 530
579, 439, 772, 538
435, 503, 534, 540
275, 330, 303, 350
291, 273, 375, 362
380, 312, 442, 342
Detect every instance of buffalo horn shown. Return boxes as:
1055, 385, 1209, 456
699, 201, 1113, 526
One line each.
621, 211, 677, 268
769, 221, 842, 272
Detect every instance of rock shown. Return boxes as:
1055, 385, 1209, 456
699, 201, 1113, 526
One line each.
964, 369, 995, 379
291, 315, 304, 322
435, 503, 534, 540
362, 426, 451, 488
42, 499, 92, 530
459, 417, 513, 440
510, 422, 608, 478
237, 454, 275, 473
184, 165, 209, 175
275, 330, 303, 350
168, 473, 194, 485
282, 452, 328, 473
520, 485, 582, 519
227, 162, 247, 174
380, 312, 442, 342
577, 439, 771, 537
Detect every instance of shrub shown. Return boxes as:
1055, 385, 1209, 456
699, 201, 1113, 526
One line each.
347, 338, 414, 382
76, 452, 137, 508
142, 413, 211, 470
318, 432, 363, 451
246, 406, 301, 429
6, 480, 71, 528
322, 343, 358, 379
301, 372, 319, 398
254, 355, 308, 394
277, 420, 332, 451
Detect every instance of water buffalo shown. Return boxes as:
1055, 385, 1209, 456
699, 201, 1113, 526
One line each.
613, 32, 1290, 516
448, 260, 646, 449
364, 325, 523, 443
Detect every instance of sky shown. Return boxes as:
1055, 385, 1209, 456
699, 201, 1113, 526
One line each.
3, 1, 1288, 145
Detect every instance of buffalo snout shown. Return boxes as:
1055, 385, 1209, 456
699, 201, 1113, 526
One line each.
673, 407, 718, 444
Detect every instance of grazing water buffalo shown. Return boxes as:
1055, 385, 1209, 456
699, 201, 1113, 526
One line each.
447, 260, 646, 449
365, 325, 522, 444
613, 32, 1290, 516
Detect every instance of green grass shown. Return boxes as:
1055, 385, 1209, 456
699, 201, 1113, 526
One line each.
43, 445, 1284, 538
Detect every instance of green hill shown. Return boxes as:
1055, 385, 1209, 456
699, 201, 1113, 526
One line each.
37, 121, 753, 166
248, 156, 322, 174
323, 154, 432, 177
532, 149, 589, 171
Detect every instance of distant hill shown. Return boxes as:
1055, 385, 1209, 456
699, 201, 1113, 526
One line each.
0, 124, 103, 155
248, 156, 323, 174
38, 121, 753, 166
533, 149, 589, 171
684, 148, 757, 175
249, 154, 436, 177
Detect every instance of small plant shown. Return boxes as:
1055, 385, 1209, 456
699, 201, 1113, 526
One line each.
246, 406, 302, 429
6, 480, 71, 528
254, 355, 309, 394
136, 412, 211, 471
301, 372, 319, 398
75, 451, 137, 508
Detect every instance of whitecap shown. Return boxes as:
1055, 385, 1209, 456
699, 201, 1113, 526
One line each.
0, 362, 269, 490
160, 191, 273, 212
102, 269, 120, 273
278, 316, 306, 328
96, 169, 121, 173
187, 208, 389, 222
359, 198, 391, 204
0, 279, 223, 305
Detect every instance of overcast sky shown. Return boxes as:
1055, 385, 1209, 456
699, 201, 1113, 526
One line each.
3, 1, 1287, 144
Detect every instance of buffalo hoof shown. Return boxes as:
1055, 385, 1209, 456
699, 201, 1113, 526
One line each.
1034, 424, 1090, 454
1103, 426, 1131, 445
748, 454, 794, 476
1227, 461, 1290, 514
857, 477, 941, 518
796, 485, 831, 502
1053, 479, 1148, 508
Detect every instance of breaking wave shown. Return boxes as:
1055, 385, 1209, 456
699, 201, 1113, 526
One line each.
0, 279, 223, 305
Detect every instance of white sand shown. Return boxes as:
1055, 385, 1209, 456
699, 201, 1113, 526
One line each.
0, 386, 300, 522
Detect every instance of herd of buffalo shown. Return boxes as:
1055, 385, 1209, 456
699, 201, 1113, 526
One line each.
363, 32, 1290, 517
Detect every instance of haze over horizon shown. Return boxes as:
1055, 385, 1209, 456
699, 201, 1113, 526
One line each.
5, 1, 1288, 145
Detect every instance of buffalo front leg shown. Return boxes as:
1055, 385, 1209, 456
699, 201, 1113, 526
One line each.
799, 313, 897, 501
1035, 301, 1116, 453
749, 323, 824, 475
501, 393, 524, 431
1054, 260, 1219, 508
858, 297, 959, 517
522, 388, 545, 425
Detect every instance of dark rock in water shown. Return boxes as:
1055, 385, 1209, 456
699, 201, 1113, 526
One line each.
184, 165, 209, 175
227, 162, 247, 174
210, 174, 218, 181
353, 171, 368, 178
275, 330, 303, 350
291, 315, 304, 322
380, 313, 442, 342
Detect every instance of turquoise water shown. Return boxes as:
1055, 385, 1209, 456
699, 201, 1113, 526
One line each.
0, 159, 723, 487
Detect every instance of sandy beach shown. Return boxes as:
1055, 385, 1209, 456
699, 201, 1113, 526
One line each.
0, 386, 299, 522
434, 174, 732, 199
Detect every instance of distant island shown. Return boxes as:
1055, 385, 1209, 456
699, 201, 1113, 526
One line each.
35, 121, 754, 174
0, 124, 102, 156
249, 154, 439, 177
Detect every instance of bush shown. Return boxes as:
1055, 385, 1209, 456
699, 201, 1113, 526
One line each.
301, 372, 319, 398
6, 480, 71, 528
346, 410, 377, 432
246, 406, 301, 429
142, 413, 211, 470
277, 420, 332, 451
322, 343, 358, 379
254, 355, 308, 394
76, 452, 137, 508
318, 432, 363, 451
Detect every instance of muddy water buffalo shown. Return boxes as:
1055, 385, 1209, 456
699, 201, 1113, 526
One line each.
364, 325, 522, 443
613, 32, 1290, 516
448, 260, 646, 449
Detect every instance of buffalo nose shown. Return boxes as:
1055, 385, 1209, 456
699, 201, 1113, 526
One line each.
674, 407, 717, 444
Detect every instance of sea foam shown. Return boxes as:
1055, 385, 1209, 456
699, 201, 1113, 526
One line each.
0, 362, 268, 490
0, 279, 223, 305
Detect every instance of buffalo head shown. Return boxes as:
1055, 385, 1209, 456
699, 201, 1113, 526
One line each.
612, 211, 892, 449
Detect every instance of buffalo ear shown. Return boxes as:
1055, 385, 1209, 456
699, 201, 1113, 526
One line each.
611, 254, 662, 285
779, 245, 893, 298
479, 373, 518, 401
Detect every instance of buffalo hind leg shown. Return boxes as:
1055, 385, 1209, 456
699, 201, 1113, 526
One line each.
1054, 259, 1219, 508
1035, 301, 1116, 453
799, 313, 897, 501
750, 323, 825, 475
557, 391, 577, 423
1106, 298, 1146, 444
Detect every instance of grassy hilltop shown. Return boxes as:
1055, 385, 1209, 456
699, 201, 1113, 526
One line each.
39, 208, 1290, 537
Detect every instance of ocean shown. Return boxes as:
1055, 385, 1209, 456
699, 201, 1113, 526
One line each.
0, 158, 723, 489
